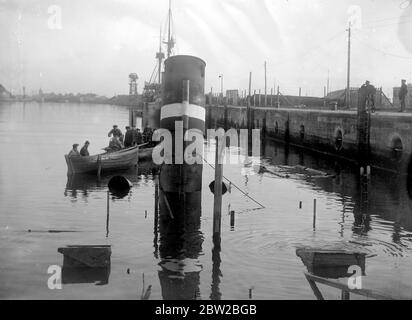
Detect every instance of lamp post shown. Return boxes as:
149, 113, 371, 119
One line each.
219, 74, 223, 104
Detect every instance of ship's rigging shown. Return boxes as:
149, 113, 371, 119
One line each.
143, 0, 175, 101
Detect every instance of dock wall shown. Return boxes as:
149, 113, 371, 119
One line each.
206, 105, 412, 174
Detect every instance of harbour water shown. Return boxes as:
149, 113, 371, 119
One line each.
1, 101, 412, 299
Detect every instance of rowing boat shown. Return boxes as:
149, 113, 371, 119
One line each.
65, 144, 154, 175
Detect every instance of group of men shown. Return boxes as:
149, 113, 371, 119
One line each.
107, 124, 153, 151
68, 141, 90, 157
68, 124, 154, 157
68, 125, 153, 157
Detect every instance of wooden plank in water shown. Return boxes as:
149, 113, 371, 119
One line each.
304, 272, 393, 300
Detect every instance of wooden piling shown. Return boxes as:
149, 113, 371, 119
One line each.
230, 210, 235, 230
247, 72, 252, 142
313, 199, 317, 230
97, 155, 102, 178
106, 190, 110, 238
213, 137, 224, 248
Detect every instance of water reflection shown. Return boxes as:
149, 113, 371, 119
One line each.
64, 165, 158, 200
210, 245, 222, 300
262, 139, 412, 264
264, 140, 412, 236
157, 190, 204, 300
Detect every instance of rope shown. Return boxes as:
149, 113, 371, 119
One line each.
201, 154, 265, 209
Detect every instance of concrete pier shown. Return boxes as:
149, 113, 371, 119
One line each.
206, 105, 412, 174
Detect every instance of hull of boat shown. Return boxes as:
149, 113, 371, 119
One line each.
66, 146, 140, 174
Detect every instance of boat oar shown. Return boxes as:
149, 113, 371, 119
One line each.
137, 142, 149, 148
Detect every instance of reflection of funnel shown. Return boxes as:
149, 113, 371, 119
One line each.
58, 245, 111, 285
296, 248, 366, 279
157, 190, 203, 300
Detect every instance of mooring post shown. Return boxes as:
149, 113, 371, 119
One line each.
213, 137, 224, 248
230, 210, 235, 230
247, 72, 252, 143
313, 199, 317, 230
97, 155, 102, 178
106, 190, 110, 238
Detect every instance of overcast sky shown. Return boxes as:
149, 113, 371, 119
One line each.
1, 0, 412, 98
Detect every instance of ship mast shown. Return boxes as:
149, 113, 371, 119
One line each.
156, 26, 164, 84
164, 0, 174, 58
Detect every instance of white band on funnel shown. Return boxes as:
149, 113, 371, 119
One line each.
160, 103, 205, 121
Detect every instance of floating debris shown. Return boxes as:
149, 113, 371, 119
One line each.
58, 245, 111, 268
296, 247, 366, 279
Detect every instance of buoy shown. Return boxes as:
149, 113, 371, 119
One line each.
209, 180, 228, 195
108, 176, 132, 198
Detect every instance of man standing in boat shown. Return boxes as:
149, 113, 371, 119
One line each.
124, 126, 134, 148
108, 136, 123, 151
134, 127, 143, 145
108, 125, 122, 139
80, 140, 90, 156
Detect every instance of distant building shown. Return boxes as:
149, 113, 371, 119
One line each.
393, 84, 412, 110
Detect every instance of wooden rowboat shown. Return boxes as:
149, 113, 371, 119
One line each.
65, 144, 154, 175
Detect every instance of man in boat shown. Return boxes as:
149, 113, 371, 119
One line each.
142, 127, 153, 144
124, 126, 134, 148
134, 127, 143, 145
108, 125, 122, 139
108, 136, 123, 151
80, 140, 90, 156
68, 144, 80, 157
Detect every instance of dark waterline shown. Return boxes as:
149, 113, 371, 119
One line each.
1, 101, 412, 299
